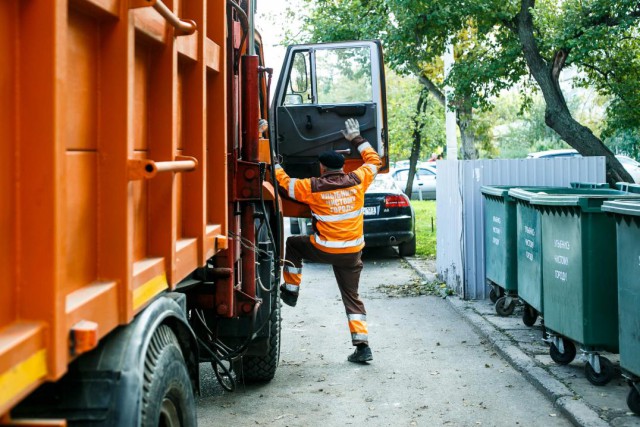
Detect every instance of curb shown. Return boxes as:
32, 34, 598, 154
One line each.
404, 258, 610, 427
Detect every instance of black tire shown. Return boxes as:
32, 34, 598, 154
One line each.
141, 325, 196, 427
522, 304, 538, 327
549, 338, 576, 365
289, 217, 300, 235
398, 235, 416, 257
585, 356, 614, 386
627, 385, 640, 415
495, 296, 516, 316
240, 304, 281, 382
240, 208, 281, 382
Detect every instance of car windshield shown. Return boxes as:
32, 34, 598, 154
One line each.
617, 156, 640, 166
394, 168, 435, 181
367, 174, 397, 192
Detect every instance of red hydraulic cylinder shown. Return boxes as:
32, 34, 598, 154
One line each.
240, 54, 260, 305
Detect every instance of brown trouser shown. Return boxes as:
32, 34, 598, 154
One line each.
283, 235, 368, 346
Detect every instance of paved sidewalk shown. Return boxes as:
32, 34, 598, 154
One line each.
404, 257, 640, 427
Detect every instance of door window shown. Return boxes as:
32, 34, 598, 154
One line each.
417, 168, 435, 177
315, 47, 372, 104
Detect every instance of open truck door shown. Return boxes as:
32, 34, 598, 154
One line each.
271, 41, 389, 181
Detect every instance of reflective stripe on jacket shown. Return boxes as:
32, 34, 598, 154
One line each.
275, 138, 382, 254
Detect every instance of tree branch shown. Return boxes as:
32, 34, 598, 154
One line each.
418, 75, 446, 107
551, 49, 569, 81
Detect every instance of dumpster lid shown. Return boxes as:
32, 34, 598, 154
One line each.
480, 185, 515, 198
602, 199, 640, 217
481, 185, 569, 200
526, 189, 640, 212
509, 187, 616, 202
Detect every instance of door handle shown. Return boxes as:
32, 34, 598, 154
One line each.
306, 115, 313, 130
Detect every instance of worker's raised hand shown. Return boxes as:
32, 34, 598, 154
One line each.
341, 118, 360, 142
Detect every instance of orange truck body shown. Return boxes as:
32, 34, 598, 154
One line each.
1, 0, 277, 422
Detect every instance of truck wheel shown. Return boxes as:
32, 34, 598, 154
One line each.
241, 304, 281, 382
398, 235, 416, 257
141, 325, 196, 427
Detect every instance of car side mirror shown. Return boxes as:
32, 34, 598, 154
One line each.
284, 94, 304, 105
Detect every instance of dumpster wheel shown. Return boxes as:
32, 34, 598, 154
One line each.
489, 285, 503, 303
495, 296, 516, 316
549, 338, 576, 365
584, 356, 614, 386
627, 385, 640, 415
522, 304, 538, 327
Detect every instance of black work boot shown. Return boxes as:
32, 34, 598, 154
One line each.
279, 285, 298, 307
348, 344, 373, 363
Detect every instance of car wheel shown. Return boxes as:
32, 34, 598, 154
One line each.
289, 217, 300, 235
299, 219, 310, 235
398, 235, 416, 257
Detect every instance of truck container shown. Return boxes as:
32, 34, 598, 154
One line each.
0, 0, 389, 424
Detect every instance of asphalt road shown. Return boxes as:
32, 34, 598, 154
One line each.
197, 247, 572, 426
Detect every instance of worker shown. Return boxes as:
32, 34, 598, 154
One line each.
273, 118, 381, 364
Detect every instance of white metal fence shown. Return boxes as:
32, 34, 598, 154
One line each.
435, 157, 607, 299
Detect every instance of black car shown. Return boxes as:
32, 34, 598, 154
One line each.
289, 174, 416, 256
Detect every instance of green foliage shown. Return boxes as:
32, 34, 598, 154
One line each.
386, 71, 445, 162
485, 83, 612, 158
412, 200, 437, 258
605, 128, 640, 159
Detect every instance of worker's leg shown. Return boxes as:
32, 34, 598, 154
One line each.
332, 252, 368, 346
281, 235, 326, 304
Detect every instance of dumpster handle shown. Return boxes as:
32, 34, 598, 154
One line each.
128, 156, 198, 180
130, 0, 197, 36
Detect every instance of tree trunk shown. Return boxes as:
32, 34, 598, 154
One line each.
405, 89, 429, 198
516, 0, 633, 185
457, 107, 478, 160
420, 75, 478, 160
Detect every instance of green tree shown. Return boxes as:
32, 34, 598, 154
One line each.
385, 71, 445, 164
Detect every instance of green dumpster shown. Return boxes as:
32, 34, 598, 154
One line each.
480, 186, 519, 313
602, 197, 640, 415
528, 188, 640, 386
481, 184, 600, 318
509, 186, 612, 327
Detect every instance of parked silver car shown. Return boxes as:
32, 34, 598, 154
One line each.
527, 149, 640, 183
391, 166, 437, 200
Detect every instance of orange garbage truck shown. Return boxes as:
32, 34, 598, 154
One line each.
0, 0, 388, 424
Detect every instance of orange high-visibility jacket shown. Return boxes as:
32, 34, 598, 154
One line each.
275, 137, 382, 254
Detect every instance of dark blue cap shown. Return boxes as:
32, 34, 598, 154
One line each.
318, 151, 345, 169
